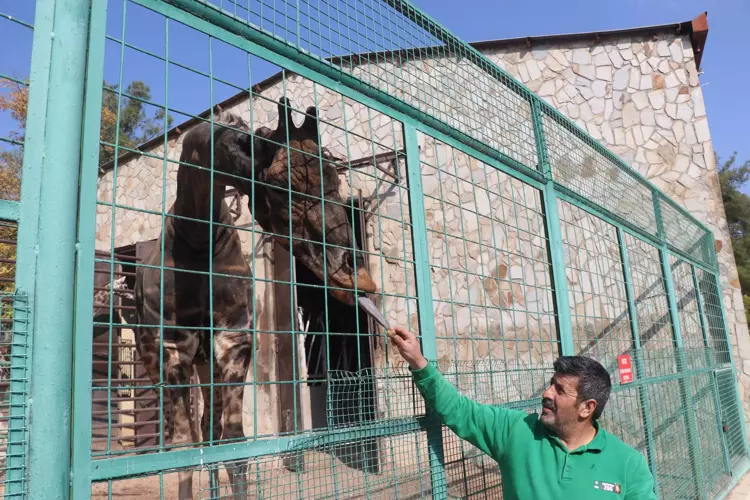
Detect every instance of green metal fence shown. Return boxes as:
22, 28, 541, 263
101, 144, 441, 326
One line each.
1, 0, 749, 498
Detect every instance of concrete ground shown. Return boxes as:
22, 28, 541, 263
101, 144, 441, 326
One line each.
727, 468, 750, 499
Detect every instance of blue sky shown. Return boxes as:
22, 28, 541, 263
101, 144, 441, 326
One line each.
1, 0, 748, 193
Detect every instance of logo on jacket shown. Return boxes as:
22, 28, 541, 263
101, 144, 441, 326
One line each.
594, 480, 621, 494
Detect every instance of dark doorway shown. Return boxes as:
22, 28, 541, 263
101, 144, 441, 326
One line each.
295, 199, 380, 473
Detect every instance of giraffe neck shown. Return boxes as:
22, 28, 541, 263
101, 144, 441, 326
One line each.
172, 164, 234, 256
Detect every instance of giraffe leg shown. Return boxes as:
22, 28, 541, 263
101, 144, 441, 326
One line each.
135, 329, 199, 500
196, 362, 223, 497
215, 330, 253, 499
163, 340, 199, 500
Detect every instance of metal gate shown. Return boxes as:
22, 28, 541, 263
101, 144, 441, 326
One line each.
1, 0, 749, 498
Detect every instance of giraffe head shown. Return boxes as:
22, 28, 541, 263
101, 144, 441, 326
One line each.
248, 97, 378, 306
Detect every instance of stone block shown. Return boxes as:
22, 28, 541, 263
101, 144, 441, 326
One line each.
591, 97, 605, 115
656, 41, 671, 57
608, 49, 624, 68
632, 91, 649, 110
669, 42, 684, 64
656, 114, 673, 130
591, 79, 607, 98
588, 123, 603, 140
673, 154, 690, 173
622, 102, 639, 128
596, 66, 613, 82
692, 87, 706, 117
526, 59, 542, 80
533, 49, 548, 61
641, 108, 655, 126
665, 72, 680, 89
639, 75, 653, 90
613, 67, 629, 90
580, 101, 594, 121
677, 103, 693, 122
612, 90, 625, 110
633, 126, 644, 146
545, 55, 564, 73
614, 128, 626, 146
538, 80, 556, 97
572, 48, 591, 65
625, 130, 637, 150
642, 126, 654, 142
594, 51, 610, 66
665, 103, 677, 119
573, 64, 596, 81
549, 49, 569, 67
694, 118, 710, 143
648, 90, 665, 109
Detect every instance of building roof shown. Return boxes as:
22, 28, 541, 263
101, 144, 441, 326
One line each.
99, 12, 709, 173
469, 11, 709, 70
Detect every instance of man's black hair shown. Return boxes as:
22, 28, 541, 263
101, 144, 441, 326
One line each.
553, 356, 612, 421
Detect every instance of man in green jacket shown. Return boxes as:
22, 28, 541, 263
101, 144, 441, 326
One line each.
389, 326, 657, 500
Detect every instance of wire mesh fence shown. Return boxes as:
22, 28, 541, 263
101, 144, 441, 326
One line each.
0, 3, 33, 497
0, 293, 29, 499
1, 0, 747, 499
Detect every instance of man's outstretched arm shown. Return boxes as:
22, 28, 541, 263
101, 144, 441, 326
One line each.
390, 326, 526, 461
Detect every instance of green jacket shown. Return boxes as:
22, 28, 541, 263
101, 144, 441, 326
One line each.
412, 363, 657, 500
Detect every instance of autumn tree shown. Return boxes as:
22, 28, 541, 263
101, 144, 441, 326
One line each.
717, 152, 750, 321
0, 76, 172, 293
100, 81, 173, 164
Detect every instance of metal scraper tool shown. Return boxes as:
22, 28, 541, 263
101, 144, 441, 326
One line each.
357, 296, 391, 331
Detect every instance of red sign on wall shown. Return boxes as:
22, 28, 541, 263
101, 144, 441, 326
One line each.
618, 354, 634, 384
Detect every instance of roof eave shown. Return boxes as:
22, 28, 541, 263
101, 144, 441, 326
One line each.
468, 11, 708, 71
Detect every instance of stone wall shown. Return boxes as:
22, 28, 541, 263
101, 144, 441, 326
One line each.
480, 31, 750, 427
95, 27, 750, 431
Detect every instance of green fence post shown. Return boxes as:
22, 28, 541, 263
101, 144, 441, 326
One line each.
69, 0, 109, 497
531, 100, 573, 356
13, 0, 92, 498
708, 270, 750, 458
691, 266, 733, 477
616, 227, 659, 495
706, 225, 750, 459
656, 195, 707, 500
404, 124, 448, 500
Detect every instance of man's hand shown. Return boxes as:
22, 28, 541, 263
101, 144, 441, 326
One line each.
389, 326, 428, 371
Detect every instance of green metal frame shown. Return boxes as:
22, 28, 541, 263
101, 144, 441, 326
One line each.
693, 265, 733, 477
660, 246, 707, 500
4, 0, 747, 498
617, 227, 659, 494
404, 124, 448, 499
9, 0, 93, 498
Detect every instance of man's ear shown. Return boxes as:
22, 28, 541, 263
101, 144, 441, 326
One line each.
578, 399, 597, 420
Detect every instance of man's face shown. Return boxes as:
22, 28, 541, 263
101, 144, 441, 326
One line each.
540, 373, 587, 433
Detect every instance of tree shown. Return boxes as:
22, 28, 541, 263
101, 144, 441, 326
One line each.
717, 152, 750, 321
0, 76, 173, 293
1, 78, 173, 168
100, 81, 173, 164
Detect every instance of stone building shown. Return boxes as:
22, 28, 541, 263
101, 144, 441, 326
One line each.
92, 11, 750, 458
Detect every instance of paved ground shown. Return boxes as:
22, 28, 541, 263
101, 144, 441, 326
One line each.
727, 468, 750, 499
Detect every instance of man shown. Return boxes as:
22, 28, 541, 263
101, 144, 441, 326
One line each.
389, 326, 656, 500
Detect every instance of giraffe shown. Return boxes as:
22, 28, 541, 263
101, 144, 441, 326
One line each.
134, 97, 378, 499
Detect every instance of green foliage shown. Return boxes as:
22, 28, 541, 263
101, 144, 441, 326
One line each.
718, 152, 750, 321
0, 76, 173, 292
100, 80, 174, 164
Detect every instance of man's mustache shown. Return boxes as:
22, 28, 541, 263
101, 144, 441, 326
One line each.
542, 398, 555, 412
